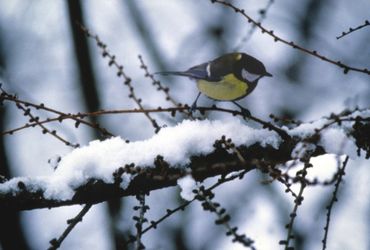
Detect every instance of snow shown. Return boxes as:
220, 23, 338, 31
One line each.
287, 115, 362, 159
177, 175, 197, 201
290, 142, 317, 159
320, 128, 357, 158
0, 113, 366, 202
0, 118, 281, 201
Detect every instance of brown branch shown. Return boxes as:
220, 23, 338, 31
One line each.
281, 162, 311, 249
194, 186, 255, 249
336, 20, 370, 40
321, 156, 349, 250
233, 0, 274, 51
78, 24, 162, 133
138, 55, 190, 117
14, 101, 79, 148
1, 104, 291, 140
0, 87, 113, 137
0, 138, 325, 211
211, 0, 370, 75
138, 169, 249, 240
48, 204, 93, 250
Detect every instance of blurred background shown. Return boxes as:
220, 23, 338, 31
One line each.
0, 0, 369, 249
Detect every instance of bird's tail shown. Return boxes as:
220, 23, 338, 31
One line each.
154, 71, 192, 77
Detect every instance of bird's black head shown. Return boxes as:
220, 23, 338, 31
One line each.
233, 53, 272, 82
238, 53, 272, 76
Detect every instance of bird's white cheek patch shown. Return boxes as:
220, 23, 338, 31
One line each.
242, 69, 260, 82
206, 63, 211, 78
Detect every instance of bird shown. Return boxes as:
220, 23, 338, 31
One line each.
156, 52, 272, 116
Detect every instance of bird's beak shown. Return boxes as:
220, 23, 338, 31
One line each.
265, 72, 273, 77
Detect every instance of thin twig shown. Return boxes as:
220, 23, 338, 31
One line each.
336, 20, 370, 40
233, 0, 274, 51
126, 169, 251, 245
0, 87, 113, 137
138, 55, 191, 117
195, 187, 255, 249
133, 193, 147, 250
78, 24, 162, 133
211, 0, 370, 75
1, 103, 292, 141
15, 101, 79, 148
48, 204, 93, 250
321, 156, 349, 250
280, 162, 311, 249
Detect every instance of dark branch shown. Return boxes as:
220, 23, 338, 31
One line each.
336, 20, 370, 40
48, 204, 92, 250
211, 0, 370, 76
0, 139, 325, 211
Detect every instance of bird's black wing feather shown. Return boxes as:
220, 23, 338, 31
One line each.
155, 62, 221, 81
184, 63, 209, 79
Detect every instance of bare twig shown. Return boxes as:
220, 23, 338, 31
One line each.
336, 20, 370, 40
126, 168, 251, 245
195, 186, 255, 249
0, 87, 113, 137
234, 0, 274, 51
1, 103, 292, 141
280, 162, 311, 249
78, 24, 162, 133
138, 55, 190, 115
211, 0, 370, 75
321, 156, 349, 250
48, 204, 93, 250
14, 100, 78, 148
133, 193, 148, 250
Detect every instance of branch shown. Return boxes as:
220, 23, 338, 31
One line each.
211, 0, 370, 75
48, 204, 92, 250
1, 108, 369, 211
336, 20, 370, 40
0, 139, 322, 211
0, 86, 114, 138
321, 156, 349, 250
78, 24, 162, 133
233, 0, 274, 50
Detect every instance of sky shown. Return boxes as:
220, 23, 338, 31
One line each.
0, 0, 369, 249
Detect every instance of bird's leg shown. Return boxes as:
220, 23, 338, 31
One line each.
232, 101, 251, 117
190, 92, 201, 113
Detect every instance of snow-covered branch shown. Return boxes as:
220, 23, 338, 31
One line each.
1, 110, 369, 211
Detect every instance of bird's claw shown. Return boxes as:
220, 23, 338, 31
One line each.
189, 102, 197, 114
232, 101, 251, 117
240, 107, 251, 117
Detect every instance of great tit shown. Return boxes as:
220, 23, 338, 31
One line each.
157, 52, 272, 115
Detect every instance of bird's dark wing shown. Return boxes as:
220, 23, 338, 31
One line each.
155, 62, 221, 81
182, 62, 222, 81
184, 63, 210, 79
208, 53, 237, 79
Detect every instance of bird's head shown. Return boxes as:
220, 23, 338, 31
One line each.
234, 53, 272, 82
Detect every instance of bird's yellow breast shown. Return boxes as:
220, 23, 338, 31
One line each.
196, 74, 249, 101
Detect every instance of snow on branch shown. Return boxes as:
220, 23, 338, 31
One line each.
1, 109, 369, 211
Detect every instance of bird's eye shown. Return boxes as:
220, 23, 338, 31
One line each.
241, 69, 260, 82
